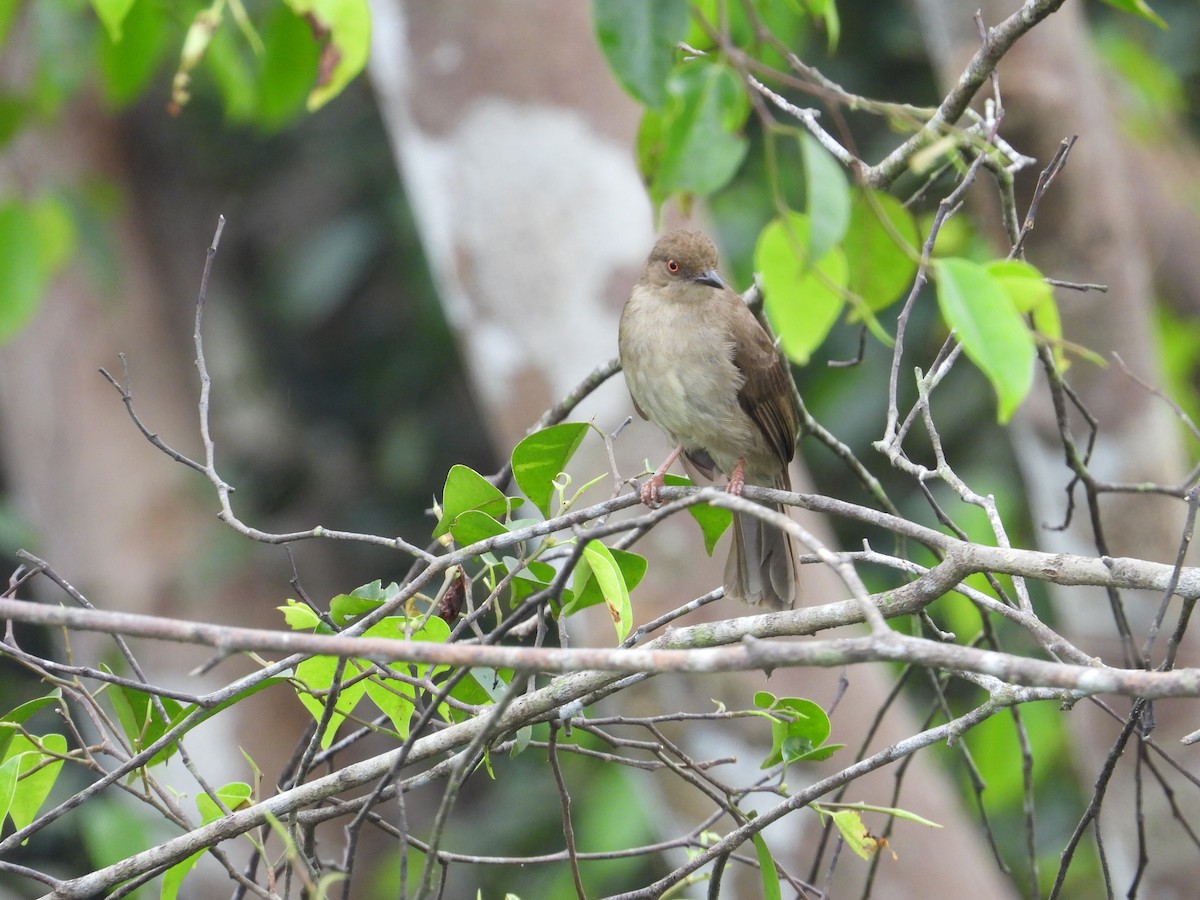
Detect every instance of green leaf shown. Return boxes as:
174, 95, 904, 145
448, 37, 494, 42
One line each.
751, 829, 783, 900
4, 733, 66, 831
434, 464, 522, 539
933, 257, 1036, 423
79, 796, 150, 873
662, 473, 731, 554
646, 60, 750, 203
328, 581, 400, 625
328, 594, 381, 625
636, 106, 667, 199
348, 579, 392, 601
109, 686, 185, 767
818, 800, 943, 830
149, 678, 289, 769
592, 0, 688, 108
448, 667, 512, 720
97, 0, 171, 107
293, 616, 453, 745
507, 556, 559, 607
510, 724, 533, 758
89, 0, 136, 41
756, 693, 841, 767
0, 694, 62, 724
0, 754, 18, 829
1032, 294, 1065, 367
195, 781, 253, 823
29, 196, 76, 279
279, 598, 323, 630
0, 94, 28, 151
563, 546, 645, 622
1098, 0, 1166, 28
363, 616, 452, 738
570, 541, 634, 641
0, 195, 77, 342
986, 258, 1067, 368
257, 6, 320, 129
0, 0, 20, 47
985, 259, 1052, 314
1095, 28, 1184, 135
165, 782, 255, 899
755, 212, 848, 364
688, 0, 763, 52
450, 509, 509, 548
293, 655, 369, 749
800, 132, 850, 262
0, 202, 44, 343
107, 684, 142, 752
204, 17, 258, 121
283, 0, 371, 111
844, 189, 919, 312
512, 422, 590, 518
363, 673, 416, 738
802, 0, 840, 50
0, 692, 62, 758
824, 808, 878, 860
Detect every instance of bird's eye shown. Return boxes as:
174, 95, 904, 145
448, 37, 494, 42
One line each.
666, 259, 680, 273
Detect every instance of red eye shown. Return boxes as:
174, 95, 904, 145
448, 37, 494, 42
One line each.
666, 259, 680, 273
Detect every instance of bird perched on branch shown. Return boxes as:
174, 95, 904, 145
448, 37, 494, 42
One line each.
618, 229, 799, 609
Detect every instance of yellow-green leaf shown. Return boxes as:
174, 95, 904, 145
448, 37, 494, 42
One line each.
801, 132, 850, 262
933, 257, 1035, 422
284, 0, 370, 111
4, 734, 66, 830
512, 422, 590, 518
434, 464, 522, 539
1098, 0, 1166, 29
278, 598, 322, 630
751, 830, 782, 900
755, 212, 848, 364
844, 189, 919, 312
89, 0, 136, 41
573, 540, 633, 642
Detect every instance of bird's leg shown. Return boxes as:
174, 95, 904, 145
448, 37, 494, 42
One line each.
726, 457, 747, 497
640, 445, 683, 507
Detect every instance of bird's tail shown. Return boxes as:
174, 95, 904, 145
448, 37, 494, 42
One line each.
723, 472, 798, 609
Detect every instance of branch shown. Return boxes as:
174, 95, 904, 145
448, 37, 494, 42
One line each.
864, 0, 1068, 188
5, 579, 1200, 696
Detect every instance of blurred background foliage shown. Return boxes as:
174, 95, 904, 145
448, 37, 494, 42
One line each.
2, 0, 1199, 896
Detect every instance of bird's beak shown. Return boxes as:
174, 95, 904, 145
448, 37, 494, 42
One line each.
695, 268, 725, 290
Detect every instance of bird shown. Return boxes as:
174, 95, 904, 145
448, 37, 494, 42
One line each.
618, 229, 799, 609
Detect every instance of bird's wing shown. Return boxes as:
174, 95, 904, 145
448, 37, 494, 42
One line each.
732, 305, 797, 466
630, 395, 649, 422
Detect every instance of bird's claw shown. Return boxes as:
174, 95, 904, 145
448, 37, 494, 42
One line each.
639, 474, 665, 508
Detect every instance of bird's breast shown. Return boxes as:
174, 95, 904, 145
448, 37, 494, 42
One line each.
619, 289, 761, 469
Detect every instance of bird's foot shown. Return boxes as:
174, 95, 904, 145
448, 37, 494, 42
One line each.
639, 473, 665, 508
638, 445, 684, 508
726, 457, 747, 497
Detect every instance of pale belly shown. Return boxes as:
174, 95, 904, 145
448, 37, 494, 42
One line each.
620, 292, 770, 477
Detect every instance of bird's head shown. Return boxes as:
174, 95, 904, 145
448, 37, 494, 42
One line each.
643, 229, 726, 292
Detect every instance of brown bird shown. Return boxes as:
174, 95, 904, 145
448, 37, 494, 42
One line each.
618, 229, 799, 609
